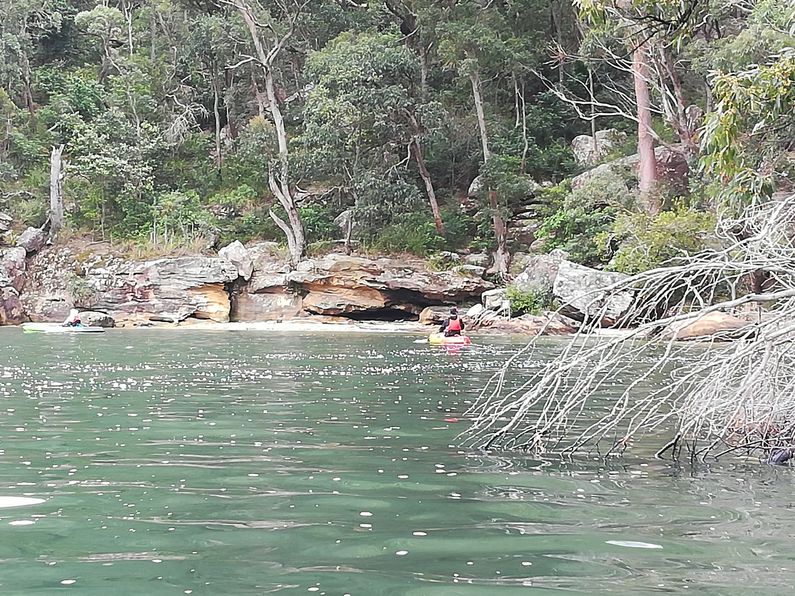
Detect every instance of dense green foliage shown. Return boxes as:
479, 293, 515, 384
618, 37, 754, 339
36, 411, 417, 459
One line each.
506, 286, 549, 316
0, 0, 792, 268
0, 0, 582, 256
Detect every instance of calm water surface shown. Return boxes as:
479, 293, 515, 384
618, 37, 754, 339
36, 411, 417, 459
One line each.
1, 329, 794, 595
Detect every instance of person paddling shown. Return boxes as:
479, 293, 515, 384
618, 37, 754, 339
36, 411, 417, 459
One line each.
439, 306, 464, 337
62, 309, 82, 327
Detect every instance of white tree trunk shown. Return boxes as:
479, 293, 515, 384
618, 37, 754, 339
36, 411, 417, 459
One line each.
212, 76, 222, 172
49, 144, 65, 240
470, 71, 509, 278
411, 137, 444, 235
633, 45, 660, 214
236, 1, 305, 266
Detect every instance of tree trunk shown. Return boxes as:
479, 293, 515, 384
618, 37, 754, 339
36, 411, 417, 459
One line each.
411, 137, 444, 235
49, 145, 65, 241
470, 71, 491, 162
212, 75, 223, 172
660, 45, 697, 153
236, 1, 305, 266
263, 66, 305, 266
419, 43, 430, 100
149, 1, 157, 62
519, 80, 529, 175
20, 50, 35, 117
469, 70, 509, 278
633, 44, 660, 215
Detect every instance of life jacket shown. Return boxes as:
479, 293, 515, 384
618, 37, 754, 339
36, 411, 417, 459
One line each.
447, 317, 462, 332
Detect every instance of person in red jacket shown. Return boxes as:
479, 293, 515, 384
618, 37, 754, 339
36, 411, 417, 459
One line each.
439, 307, 465, 337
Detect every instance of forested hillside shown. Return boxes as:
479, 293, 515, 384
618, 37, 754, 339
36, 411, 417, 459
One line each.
1, 0, 792, 276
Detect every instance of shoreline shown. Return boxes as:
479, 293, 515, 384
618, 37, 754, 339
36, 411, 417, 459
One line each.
9, 317, 644, 339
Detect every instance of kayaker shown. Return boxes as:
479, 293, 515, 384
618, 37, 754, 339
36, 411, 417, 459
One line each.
62, 309, 82, 327
439, 307, 464, 337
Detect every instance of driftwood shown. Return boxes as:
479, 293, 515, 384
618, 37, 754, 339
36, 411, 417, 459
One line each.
460, 195, 795, 461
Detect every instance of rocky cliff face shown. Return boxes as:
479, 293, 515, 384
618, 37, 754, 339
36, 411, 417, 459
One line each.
230, 250, 494, 321
8, 241, 494, 325
21, 246, 238, 324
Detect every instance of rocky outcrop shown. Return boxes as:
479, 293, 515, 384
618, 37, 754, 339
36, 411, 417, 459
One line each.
16, 227, 46, 254
572, 144, 690, 194
283, 254, 492, 317
22, 247, 238, 324
571, 129, 627, 167
553, 261, 633, 326
0, 247, 27, 325
658, 312, 752, 341
12, 240, 494, 325
79, 311, 115, 327
219, 240, 254, 281
89, 257, 238, 323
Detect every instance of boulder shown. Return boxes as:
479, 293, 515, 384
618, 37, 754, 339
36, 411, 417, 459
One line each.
571, 129, 626, 167
419, 306, 450, 325
0, 287, 25, 325
0, 212, 12, 234
655, 145, 691, 195
659, 312, 751, 341
0, 247, 26, 291
481, 288, 508, 311
465, 253, 491, 268
468, 174, 540, 198
219, 240, 254, 281
511, 250, 569, 298
16, 227, 46, 254
230, 290, 302, 321
79, 311, 115, 327
509, 252, 532, 276
572, 144, 690, 193
552, 260, 633, 326
454, 264, 486, 278
466, 303, 485, 319
476, 311, 577, 336
508, 219, 539, 246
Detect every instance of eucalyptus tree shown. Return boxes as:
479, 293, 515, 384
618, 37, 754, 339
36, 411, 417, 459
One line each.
216, 0, 311, 266
0, 0, 65, 115
303, 31, 446, 234
434, 0, 531, 277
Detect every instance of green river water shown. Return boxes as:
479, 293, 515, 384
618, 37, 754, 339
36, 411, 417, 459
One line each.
1, 329, 794, 595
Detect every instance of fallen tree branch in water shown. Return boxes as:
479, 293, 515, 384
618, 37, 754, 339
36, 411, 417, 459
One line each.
460, 195, 795, 461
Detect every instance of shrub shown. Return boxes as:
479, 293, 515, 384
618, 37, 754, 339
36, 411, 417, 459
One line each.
506, 287, 548, 316
604, 206, 717, 275
439, 204, 477, 250
369, 212, 445, 256
536, 168, 636, 266
300, 205, 339, 243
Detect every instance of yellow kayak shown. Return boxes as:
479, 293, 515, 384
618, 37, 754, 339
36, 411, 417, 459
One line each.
428, 333, 472, 346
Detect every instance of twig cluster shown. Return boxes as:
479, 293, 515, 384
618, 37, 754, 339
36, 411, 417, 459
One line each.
461, 195, 795, 461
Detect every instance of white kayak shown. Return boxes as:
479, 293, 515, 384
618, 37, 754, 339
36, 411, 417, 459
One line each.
22, 323, 105, 334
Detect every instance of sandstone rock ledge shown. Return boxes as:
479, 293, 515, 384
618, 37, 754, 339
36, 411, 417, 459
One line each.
13, 243, 495, 326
